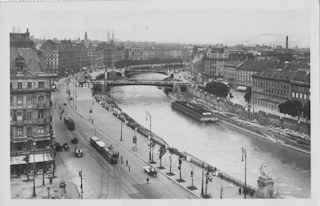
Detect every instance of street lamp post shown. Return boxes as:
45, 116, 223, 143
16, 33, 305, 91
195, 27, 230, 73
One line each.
146, 111, 152, 162
42, 152, 45, 186
120, 120, 122, 141
32, 135, 36, 197
242, 147, 247, 199
79, 170, 83, 199
47, 187, 50, 199
201, 161, 204, 196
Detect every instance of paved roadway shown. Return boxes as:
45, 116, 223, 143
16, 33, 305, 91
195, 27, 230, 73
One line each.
52, 77, 199, 199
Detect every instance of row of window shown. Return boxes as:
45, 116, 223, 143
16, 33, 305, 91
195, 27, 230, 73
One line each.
253, 87, 289, 97
237, 75, 252, 81
253, 80, 290, 89
11, 110, 46, 121
292, 92, 309, 100
292, 85, 309, 92
10, 81, 45, 90
254, 99, 278, 110
12, 126, 46, 137
237, 70, 255, 75
10, 96, 46, 106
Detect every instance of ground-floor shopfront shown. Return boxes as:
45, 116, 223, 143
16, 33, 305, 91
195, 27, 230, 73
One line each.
10, 153, 54, 177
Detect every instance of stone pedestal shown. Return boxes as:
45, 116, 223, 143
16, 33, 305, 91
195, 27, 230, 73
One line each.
257, 176, 274, 198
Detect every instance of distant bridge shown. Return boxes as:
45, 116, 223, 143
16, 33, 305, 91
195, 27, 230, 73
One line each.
106, 79, 187, 87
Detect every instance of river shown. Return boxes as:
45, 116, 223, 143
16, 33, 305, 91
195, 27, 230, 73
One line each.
108, 72, 310, 198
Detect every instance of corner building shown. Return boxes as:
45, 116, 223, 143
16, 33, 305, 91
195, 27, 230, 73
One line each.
10, 30, 56, 176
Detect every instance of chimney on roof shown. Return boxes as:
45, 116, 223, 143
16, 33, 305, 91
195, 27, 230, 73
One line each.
286, 36, 288, 53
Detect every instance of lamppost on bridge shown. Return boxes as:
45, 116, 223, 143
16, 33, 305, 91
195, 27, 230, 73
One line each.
176, 157, 185, 183
242, 147, 247, 199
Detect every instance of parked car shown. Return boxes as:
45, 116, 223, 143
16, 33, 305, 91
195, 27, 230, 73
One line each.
54, 142, 62, 152
71, 137, 78, 144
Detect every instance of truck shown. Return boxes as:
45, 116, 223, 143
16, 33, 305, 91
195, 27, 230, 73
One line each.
64, 116, 75, 130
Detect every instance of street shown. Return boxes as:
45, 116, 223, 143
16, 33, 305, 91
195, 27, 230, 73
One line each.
50, 76, 199, 199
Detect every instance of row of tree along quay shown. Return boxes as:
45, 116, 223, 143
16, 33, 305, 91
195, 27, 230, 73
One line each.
113, 110, 258, 198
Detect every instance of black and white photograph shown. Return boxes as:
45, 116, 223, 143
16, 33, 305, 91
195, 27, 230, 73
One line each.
0, 0, 319, 205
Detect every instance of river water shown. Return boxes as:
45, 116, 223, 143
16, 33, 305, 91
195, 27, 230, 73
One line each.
108, 73, 310, 198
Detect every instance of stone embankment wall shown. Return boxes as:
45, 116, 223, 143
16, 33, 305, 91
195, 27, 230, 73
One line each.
186, 85, 310, 136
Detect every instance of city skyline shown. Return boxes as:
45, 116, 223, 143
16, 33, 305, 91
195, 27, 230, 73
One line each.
1, 0, 313, 47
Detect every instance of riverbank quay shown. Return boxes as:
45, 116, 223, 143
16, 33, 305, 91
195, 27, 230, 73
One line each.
168, 91, 310, 155
92, 93, 259, 198
68, 84, 258, 199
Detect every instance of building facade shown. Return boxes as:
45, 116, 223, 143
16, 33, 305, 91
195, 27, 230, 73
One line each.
10, 30, 56, 176
290, 70, 310, 105
203, 47, 230, 80
252, 70, 295, 111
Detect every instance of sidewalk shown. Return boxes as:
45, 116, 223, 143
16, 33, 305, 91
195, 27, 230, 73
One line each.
10, 149, 79, 199
67, 83, 254, 199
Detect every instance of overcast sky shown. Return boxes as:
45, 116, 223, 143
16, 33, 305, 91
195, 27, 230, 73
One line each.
0, 0, 316, 47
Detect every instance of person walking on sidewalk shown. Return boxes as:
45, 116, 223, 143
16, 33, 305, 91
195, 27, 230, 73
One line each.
239, 187, 242, 195
146, 177, 149, 184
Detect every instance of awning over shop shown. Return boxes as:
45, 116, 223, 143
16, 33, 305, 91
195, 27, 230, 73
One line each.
10, 153, 53, 165
236, 86, 247, 91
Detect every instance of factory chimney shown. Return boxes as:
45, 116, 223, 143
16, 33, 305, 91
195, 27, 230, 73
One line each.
286, 36, 288, 53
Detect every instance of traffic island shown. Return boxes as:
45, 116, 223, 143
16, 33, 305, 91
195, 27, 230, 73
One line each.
156, 166, 165, 170
149, 161, 157, 164
176, 178, 185, 183
166, 172, 175, 176
187, 186, 197, 190
201, 194, 212, 199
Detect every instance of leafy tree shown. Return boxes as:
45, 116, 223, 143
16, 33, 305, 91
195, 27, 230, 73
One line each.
204, 81, 230, 98
278, 100, 302, 118
301, 101, 310, 123
158, 145, 167, 168
22, 154, 31, 180
244, 86, 252, 103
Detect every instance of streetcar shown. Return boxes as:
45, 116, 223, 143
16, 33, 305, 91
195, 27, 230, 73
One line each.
101, 144, 119, 164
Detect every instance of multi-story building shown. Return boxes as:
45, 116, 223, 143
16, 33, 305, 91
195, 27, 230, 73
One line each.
129, 46, 144, 60
236, 61, 283, 88
290, 70, 310, 105
41, 38, 87, 77
10, 30, 56, 176
252, 69, 295, 110
224, 61, 244, 89
203, 47, 230, 80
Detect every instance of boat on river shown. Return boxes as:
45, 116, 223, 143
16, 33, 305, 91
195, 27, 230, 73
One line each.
171, 101, 218, 123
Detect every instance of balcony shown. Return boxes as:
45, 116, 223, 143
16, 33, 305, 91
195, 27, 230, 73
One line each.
10, 121, 17, 126
38, 118, 45, 124
16, 120, 24, 125
37, 103, 45, 109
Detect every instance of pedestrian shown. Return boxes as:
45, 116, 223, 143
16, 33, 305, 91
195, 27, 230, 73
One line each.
93, 102, 94, 105
129, 166, 130, 172
239, 187, 242, 195
120, 155, 123, 164
147, 177, 149, 184
126, 160, 128, 166
50, 178, 52, 185
54, 151, 56, 158
92, 119, 94, 124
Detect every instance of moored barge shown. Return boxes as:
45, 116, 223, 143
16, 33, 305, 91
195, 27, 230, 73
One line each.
171, 101, 218, 123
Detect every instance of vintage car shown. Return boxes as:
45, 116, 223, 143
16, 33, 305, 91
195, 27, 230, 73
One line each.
54, 142, 62, 152
63, 143, 70, 151
143, 166, 157, 178
71, 137, 78, 144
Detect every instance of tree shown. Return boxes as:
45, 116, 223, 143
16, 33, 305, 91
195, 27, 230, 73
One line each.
22, 154, 31, 180
244, 86, 252, 103
158, 145, 167, 169
301, 101, 310, 123
278, 100, 302, 118
204, 81, 230, 98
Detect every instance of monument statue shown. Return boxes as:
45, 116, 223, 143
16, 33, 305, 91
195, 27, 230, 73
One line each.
260, 164, 270, 178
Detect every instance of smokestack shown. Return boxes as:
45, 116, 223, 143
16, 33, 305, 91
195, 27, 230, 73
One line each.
286, 36, 288, 53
